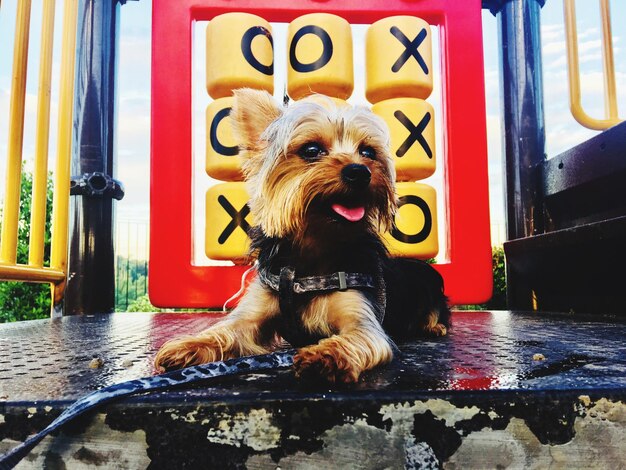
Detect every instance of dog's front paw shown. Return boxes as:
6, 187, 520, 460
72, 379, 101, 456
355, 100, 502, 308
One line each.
293, 341, 360, 384
422, 323, 447, 337
154, 335, 231, 372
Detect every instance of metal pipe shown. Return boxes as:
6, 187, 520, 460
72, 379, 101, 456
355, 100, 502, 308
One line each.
492, 0, 547, 311
29, 0, 57, 268
599, 0, 618, 121
64, 0, 123, 314
563, 0, 621, 130
497, 0, 546, 242
50, 0, 80, 313
1, 0, 32, 264
0, 265, 65, 284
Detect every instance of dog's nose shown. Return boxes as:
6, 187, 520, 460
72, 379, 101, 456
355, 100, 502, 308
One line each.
341, 164, 371, 189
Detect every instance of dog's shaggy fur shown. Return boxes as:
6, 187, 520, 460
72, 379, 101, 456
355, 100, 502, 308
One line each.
155, 89, 450, 383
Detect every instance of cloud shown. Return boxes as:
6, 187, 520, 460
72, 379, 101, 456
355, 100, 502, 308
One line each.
541, 23, 564, 41
117, 37, 152, 95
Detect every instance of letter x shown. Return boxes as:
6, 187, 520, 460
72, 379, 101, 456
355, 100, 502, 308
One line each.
393, 110, 432, 159
390, 26, 429, 75
218, 195, 251, 244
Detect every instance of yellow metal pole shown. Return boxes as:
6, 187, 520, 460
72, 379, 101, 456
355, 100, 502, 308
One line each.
599, 0, 618, 121
563, 0, 586, 124
0, 265, 65, 284
50, 0, 79, 312
563, 0, 621, 130
29, 0, 57, 268
0, 0, 32, 264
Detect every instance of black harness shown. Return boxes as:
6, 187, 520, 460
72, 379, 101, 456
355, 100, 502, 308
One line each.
259, 266, 376, 294
258, 266, 385, 347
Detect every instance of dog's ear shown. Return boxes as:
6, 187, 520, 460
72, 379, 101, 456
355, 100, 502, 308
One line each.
231, 88, 282, 150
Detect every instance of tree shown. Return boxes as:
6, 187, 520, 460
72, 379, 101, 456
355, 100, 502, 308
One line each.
0, 169, 53, 322
127, 293, 160, 312
115, 255, 148, 311
485, 246, 506, 309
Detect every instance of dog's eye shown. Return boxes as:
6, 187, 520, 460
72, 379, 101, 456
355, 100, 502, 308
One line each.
359, 146, 377, 160
298, 142, 327, 161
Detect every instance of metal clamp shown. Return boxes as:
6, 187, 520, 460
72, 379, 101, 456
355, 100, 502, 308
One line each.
70, 172, 125, 200
482, 0, 545, 16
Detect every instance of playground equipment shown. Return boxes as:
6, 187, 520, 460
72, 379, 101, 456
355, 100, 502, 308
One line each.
202, 12, 441, 262
0, 0, 128, 316
493, 0, 626, 313
0, 0, 78, 313
0, 0, 622, 315
149, 0, 493, 308
1, 1, 626, 467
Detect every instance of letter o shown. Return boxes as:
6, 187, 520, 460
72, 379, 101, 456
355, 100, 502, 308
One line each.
391, 195, 432, 244
383, 182, 438, 259
206, 13, 274, 99
289, 25, 333, 73
241, 26, 274, 76
287, 13, 354, 100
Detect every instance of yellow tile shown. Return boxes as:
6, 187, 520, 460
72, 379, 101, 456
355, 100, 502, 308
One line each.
383, 182, 438, 259
205, 183, 253, 261
366, 16, 433, 103
287, 13, 353, 100
206, 13, 274, 99
373, 98, 436, 181
206, 97, 243, 181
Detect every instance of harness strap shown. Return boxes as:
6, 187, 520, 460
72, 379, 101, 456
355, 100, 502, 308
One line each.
278, 266, 297, 321
259, 266, 385, 336
260, 269, 376, 294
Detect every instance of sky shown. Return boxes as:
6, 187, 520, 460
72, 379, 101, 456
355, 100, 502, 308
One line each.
0, 0, 624, 264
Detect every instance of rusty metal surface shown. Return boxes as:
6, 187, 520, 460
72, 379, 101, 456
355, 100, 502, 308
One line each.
1, 311, 626, 403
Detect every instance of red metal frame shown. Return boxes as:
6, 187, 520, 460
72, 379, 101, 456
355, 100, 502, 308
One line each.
150, 0, 492, 307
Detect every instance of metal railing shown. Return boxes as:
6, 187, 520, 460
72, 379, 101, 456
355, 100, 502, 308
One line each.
115, 220, 149, 311
564, 0, 622, 130
0, 0, 78, 314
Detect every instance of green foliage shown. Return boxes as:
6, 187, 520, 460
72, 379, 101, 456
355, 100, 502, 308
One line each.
0, 170, 53, 323
127, 293, 161, 312
115, 256, 148, 311
486, 246, 506, 309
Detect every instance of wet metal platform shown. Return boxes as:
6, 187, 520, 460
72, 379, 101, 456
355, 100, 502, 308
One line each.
1, 311, 625, 468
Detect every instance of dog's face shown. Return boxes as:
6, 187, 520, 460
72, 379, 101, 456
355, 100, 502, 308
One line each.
231, 89, 397, 242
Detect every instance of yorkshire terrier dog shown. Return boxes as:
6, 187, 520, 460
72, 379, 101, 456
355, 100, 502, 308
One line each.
155, 89, 450, 383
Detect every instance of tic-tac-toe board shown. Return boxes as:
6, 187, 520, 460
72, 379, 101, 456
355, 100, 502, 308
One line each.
150, 0, 492, 308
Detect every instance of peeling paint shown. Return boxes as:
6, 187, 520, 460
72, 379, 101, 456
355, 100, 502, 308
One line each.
581, 398, 626, 422
550, 397, 626, 468
1, 413, 149, 469
445, 417, 544, 469
206, 408, 281, 451
380, 400, 481, 428
445, 399, 626, 469
166, 408, 199, 423
3, 396, 625, 468
246, 417, 438, 470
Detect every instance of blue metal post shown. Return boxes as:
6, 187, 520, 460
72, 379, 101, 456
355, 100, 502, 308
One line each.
496, 0, 547, 241
65, 0, 126, 314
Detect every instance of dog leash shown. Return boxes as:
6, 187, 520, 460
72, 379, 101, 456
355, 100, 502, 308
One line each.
0, 350, 295, 470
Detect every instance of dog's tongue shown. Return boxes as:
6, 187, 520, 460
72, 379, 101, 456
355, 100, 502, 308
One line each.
331, 204, 365, 222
